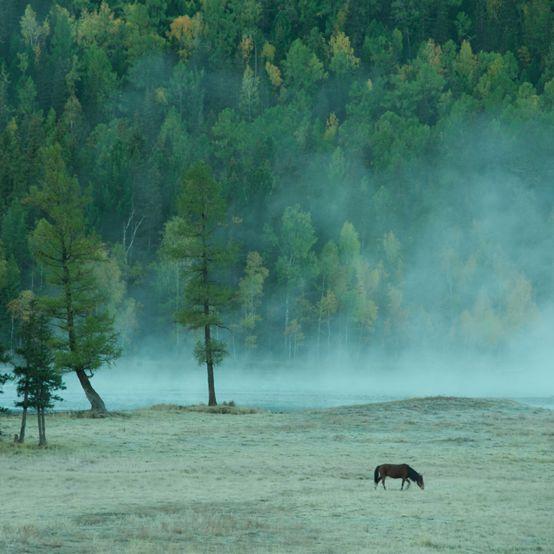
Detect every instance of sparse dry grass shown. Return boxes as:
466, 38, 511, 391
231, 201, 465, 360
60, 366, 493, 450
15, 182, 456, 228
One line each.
0, 397, 553, 553
149, 402, 261, 415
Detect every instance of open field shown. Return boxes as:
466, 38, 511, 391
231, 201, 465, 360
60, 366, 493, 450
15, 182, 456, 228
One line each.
1, 397, 553, 553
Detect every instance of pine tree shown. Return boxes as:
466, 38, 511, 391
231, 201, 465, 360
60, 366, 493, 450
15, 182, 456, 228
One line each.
161, 162, 233, 406
8, 291, 33, 443
27, 143, 120, 414
9, 291, 64, 446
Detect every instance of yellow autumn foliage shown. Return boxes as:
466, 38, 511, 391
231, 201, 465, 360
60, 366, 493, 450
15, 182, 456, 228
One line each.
265, 61, 282, 87
168, 14, 203, 60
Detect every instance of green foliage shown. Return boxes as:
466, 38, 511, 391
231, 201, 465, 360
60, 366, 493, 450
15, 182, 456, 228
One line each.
329, 31, 359, 76
194, 337, 227, 365
161, 161, 234, 404
0, 0, 552, 366
161, 161, 233, 348
272, 205, 318, 285
27, 143, 121, 377
9, 291, 65, 411
268, 205, 318, 357
237, 251, 269, 349
283, 39, 327, 97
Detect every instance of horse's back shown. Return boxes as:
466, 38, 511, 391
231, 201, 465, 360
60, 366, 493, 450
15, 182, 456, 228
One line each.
378, 463, 409, 478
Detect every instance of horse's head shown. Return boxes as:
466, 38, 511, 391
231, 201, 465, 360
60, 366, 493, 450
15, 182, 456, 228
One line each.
417, 474, 424, 490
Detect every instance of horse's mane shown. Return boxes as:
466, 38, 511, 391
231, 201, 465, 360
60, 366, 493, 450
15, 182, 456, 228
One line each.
407, 465, 420, 481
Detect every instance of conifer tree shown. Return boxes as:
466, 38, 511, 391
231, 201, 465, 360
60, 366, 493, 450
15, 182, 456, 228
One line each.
161, 162, 233, 406
9, 291, 64, 446
8, 291, 33, 443
27, 144, 120, 414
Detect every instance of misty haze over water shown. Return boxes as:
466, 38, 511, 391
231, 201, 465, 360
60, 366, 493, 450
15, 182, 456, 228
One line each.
2, 354, 552, 411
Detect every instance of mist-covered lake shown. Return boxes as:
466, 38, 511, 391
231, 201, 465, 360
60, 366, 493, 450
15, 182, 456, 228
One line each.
2, 375, 552, 412
1, 384, 402, 411
2, 356, 553, 412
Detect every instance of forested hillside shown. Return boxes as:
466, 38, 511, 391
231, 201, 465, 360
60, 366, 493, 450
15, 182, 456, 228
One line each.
1, 0, 553, 370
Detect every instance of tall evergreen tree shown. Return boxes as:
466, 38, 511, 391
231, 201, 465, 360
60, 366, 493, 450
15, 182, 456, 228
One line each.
161, 162, 233, 406
27, 143, 120, 413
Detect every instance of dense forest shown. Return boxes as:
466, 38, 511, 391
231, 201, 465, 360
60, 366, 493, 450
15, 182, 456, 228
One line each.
0, 1, 553, 409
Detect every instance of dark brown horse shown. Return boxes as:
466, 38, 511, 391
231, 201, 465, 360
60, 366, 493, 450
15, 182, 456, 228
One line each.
374, 464, 424, 490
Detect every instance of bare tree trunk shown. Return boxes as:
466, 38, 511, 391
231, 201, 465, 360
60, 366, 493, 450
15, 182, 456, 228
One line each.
122, 209, 144, 265
18, 391, 28, 444
42, 410, 47, 446
76, 369, 107, 413
10, 315, 14, 352
317, 313, 322, 360
288, 331, 292, 360
36, 408, 42, 444
205, 324, 217, 406
284, 291, 289, 355
41, 409, 47, 446
201, 217, 217, 406
37, 408, 47, 447
39, 409, 43, 445
18, 407, 28, 443
175, 263, 180, 349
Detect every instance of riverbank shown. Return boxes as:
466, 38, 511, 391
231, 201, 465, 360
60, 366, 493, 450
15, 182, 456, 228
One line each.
1, 397, 553, 553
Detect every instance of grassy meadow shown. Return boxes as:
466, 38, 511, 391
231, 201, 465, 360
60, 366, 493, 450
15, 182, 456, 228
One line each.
0, 397, 553, 553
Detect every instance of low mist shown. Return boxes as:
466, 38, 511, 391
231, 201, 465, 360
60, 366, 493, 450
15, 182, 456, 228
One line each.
102, 119, 554, 409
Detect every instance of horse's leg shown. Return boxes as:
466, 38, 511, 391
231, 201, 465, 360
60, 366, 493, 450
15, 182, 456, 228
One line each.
374, 476, 381, 489
401, 479, 405, 490
382, 477, 386, 490
406, 479, 411, 489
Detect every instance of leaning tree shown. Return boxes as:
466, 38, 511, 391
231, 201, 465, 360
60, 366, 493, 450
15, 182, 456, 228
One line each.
161, 162, 234, 406
27, 143, 120, 413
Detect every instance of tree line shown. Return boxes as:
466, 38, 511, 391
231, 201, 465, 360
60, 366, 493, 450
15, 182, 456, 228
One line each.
0, 1, 553, 422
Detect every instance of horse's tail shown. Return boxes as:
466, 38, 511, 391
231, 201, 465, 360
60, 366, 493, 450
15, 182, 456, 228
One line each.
374, 465, 380, 484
